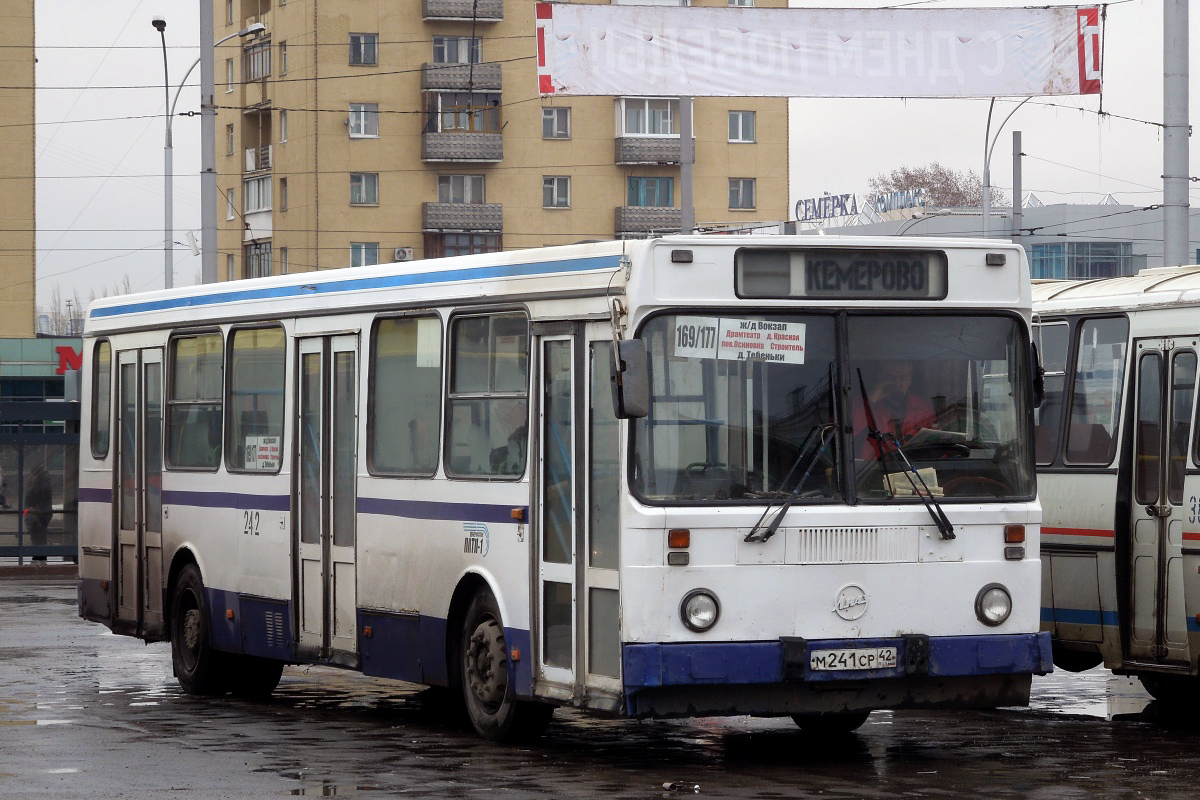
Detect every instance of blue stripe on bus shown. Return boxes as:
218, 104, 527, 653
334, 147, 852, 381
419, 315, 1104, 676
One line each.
89, 254, 625, 319
357, 496, 525, 525
79, 487, 113, 504
161, 490, 291, 511
1041, 607, 1119, 627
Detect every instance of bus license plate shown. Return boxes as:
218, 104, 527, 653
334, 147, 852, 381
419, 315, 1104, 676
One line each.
809, 647, 899, 672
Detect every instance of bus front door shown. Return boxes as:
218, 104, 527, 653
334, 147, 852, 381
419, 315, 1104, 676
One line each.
534, 326, 622, 708
1129, 339, 1196, 666
114, 348, 165, 638
295, 335, 359, 664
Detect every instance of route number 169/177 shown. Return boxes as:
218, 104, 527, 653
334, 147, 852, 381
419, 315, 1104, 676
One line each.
676, 321, 717, 350
242, 510, 260, 536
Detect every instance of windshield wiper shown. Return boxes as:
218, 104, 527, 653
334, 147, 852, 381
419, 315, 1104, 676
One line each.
745, 366, 841, 544
857, 368, 955, 540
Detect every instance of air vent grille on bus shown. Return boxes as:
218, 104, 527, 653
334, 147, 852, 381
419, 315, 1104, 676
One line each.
264, 610, 286, 649
791, 526, 917, 564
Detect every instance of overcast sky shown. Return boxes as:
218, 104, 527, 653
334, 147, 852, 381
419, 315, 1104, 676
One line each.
33, 0, 1200, 308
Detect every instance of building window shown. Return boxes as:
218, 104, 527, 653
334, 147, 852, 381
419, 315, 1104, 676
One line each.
244, 176, 272, 213
425, 233, 502, 259
349, 103, 380, 138
728, 110, 755, 142
226, 187, 235, 220
226, 124, 235, 155
621, 97, 679, 136
225, 58, 234, 92
226, 327, 285, 472
429, 92, 501, 133
1031, 242, 1134, 279
437, 174, 485, 204
226, 253, 235, 281
351, 242, 380, 267
279, 247, 288, 273
280, 177, 288, 211
350, 33, 378, 66
244, 242, 271, 278
350, 172, 379, 205
279, 41, 287, 75
729, 0, 754, 6
542, 107, 570, 139
280, 110, 288, 142
226, 0, 233, 24
370, 315, 443, 475
627, 177, 673, 207
543, 176, 570, 208
243, 40, 271, 81
729, 178, 756, 210
433, 36, 481, 64
166, 333, 223, 470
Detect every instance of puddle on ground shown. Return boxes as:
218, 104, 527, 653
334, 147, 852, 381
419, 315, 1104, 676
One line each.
1028, 668, 1152, 720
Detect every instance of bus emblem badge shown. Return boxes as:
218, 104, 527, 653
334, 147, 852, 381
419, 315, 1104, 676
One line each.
463, 523, 490, 557
833, 585, 868, 620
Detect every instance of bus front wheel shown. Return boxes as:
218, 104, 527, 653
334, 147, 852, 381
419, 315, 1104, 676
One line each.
171, 564, 230, 695
459, 587, 553, 742
791, 710, 871, 735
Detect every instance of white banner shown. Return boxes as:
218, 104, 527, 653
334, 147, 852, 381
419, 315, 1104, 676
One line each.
535, 4, 1102, 98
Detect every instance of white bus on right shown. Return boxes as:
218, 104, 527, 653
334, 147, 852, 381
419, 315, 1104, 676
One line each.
1035, 266, 1200, 705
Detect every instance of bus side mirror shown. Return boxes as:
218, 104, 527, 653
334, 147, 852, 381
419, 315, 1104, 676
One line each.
1031, 341, 1045, 409
611, 339, 649, 419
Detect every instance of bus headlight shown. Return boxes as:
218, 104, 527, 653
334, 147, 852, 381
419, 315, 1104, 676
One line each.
680, 589, 720, 632
975, 583, 1012, 627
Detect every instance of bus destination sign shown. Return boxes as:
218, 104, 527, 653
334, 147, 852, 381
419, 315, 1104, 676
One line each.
737, 249, 948, 301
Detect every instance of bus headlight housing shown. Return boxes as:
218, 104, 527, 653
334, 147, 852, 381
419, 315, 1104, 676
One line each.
975, 583, 1012, 627
680, 589, 720, 632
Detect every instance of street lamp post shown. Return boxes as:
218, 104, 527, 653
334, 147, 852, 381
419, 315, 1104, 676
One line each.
154, 16, 266, 289
981, 97, 1031, 238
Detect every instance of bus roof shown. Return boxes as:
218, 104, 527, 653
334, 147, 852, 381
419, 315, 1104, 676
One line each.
1033, 264, 1200, 315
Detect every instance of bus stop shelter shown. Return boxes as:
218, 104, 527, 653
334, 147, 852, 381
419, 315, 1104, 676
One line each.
0, 401, 79, 564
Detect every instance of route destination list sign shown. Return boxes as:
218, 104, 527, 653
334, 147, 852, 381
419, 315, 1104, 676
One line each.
674, 317, 806, 364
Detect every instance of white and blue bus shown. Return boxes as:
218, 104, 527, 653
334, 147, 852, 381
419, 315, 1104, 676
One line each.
1035, 267, 1200, 705
79, 236, 1048, 741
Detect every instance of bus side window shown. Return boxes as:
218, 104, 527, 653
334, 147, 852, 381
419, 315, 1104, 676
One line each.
370, 315, 443, 476
1034, 321, 1069, 465
1064, 317, 1127, 466
167, 333, 224, 470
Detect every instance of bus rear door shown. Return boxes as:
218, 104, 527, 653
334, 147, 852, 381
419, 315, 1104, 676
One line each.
114, 347, 165, 638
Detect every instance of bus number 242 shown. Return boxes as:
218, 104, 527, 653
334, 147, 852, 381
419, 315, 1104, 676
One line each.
243, 510, 261, 536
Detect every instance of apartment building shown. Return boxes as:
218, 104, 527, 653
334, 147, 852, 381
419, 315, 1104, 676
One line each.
215, 0, 789, 278
0, 0, 35, 334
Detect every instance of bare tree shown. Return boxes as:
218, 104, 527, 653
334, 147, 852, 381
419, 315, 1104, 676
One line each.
868, 162, 1008, 208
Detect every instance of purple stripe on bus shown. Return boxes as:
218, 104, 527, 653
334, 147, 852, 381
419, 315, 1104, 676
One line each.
161, 490, 291, 511
357, 496, 525, 525
79, 487, 113, 503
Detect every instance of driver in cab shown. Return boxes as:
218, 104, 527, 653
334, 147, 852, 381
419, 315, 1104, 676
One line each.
853, 360, 938, 456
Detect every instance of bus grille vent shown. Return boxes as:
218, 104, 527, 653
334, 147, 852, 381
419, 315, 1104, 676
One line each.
790, 526, 917, 564
264, 610, 286, 648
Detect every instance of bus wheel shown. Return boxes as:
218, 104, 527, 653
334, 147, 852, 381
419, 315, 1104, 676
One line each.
170, 564, 229, 695
791, 711, 871, 735
231, 656, 284, 700
1138, 673, 1200, 709
460, 588, 553, 742
1051, 642, 1102, 673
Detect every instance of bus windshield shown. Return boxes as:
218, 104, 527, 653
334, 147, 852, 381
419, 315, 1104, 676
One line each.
632, 313, 1034, 504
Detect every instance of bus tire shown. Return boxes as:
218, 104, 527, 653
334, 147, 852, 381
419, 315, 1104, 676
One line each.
791, 710, 871, 735
170, 564, 230, 695
1051, 642, 1102, 673
459, 587, 553, 742
230, 655, 284, 700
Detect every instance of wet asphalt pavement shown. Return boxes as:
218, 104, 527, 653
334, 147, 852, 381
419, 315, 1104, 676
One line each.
2, 576, 1199, 799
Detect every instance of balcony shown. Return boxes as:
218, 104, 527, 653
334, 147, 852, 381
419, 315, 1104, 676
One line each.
421, 62, 502, 92
245, 145, 272, 173
615, 206, 682, 237
422, 132, 503, 163
423, 0, 503, 21
615, 137, 694, 165
423, 202, 503, 232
